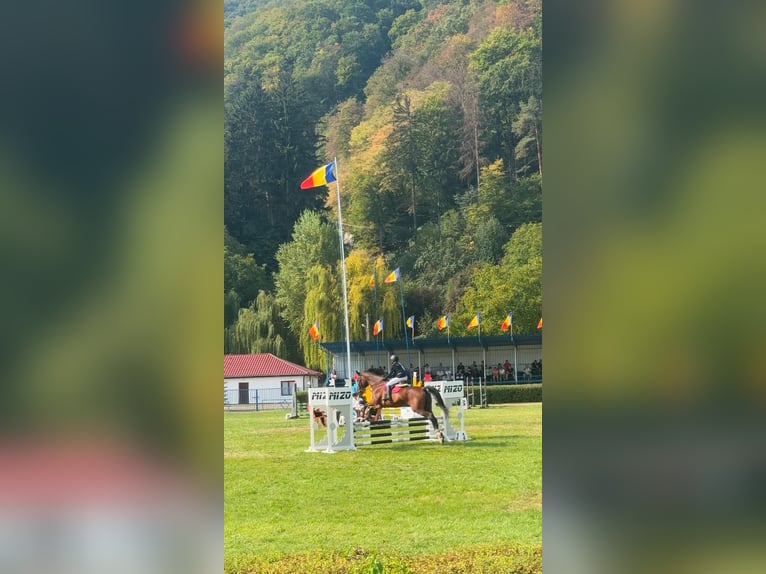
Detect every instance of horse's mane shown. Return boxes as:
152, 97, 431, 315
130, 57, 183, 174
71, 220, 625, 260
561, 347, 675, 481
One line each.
361, 370, 385, 384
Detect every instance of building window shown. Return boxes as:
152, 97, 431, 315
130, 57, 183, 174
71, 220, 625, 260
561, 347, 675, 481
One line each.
281, 381, 294, 396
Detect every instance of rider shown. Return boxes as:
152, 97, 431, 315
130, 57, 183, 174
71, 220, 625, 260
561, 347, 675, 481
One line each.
383, 354, 408, 401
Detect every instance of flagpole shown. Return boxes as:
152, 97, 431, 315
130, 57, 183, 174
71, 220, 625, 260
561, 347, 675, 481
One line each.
398, 279, 410, 367
510, 314, 518, 383
333, 157, 352, 380
373, 273, 379, 323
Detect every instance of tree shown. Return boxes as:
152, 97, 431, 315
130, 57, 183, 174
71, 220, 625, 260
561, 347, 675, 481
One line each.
301, 264, 340, 369
513, 96, 542, 177
322, 98, 364, 160
225, 291, 290, 357
224, 226, 269, 326
471, 26, 542, 173
388, 94, 420, 232
456, 222, 542, 334
224, 245, 268, 309
225, 290, 242, 328
477, 159, 541, 231
224, 66, 323, 271
344, 249, 379, 341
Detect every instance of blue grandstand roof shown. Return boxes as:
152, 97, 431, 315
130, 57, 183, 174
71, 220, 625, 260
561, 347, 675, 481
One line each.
319, 333, 541, 354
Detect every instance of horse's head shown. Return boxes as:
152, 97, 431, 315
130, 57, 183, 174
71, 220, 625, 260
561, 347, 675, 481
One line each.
356, 371, 371, 391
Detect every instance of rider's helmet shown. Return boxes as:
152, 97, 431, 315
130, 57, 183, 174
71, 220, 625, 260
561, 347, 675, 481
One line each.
390, 354, 398, 363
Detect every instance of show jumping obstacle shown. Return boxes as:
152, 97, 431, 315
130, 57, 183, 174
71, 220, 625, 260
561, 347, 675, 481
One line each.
353, 418, 432, 446
305, 387, 355, 453
306, 381, 469, 453
380, 381, 470, 442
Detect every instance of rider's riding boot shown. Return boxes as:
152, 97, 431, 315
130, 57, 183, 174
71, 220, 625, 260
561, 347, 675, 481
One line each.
384, 385, 390, 402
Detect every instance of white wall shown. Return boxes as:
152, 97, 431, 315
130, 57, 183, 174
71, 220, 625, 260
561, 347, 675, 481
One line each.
224, 375, 316, 407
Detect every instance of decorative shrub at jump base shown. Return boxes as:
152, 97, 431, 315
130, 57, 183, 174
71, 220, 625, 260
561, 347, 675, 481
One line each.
225, 544, 542, 574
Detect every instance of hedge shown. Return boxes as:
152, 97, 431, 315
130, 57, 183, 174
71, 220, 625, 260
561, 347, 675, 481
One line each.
484, 384, 542, 404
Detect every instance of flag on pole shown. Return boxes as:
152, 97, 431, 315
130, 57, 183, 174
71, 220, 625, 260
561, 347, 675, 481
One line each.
372, 318, 383, 336
368, 275, 375, 287
384, 268, 400, 283
300, 161, 337, 189
537, 317, 543, 329
436, 314, 450, 331
308, 321, 320, 341
500, 313, 512, 332
406, 315, 414, 329
467, 313, 480, 330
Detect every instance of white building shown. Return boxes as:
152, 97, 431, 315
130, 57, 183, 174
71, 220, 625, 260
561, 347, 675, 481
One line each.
224, 354, 321, 410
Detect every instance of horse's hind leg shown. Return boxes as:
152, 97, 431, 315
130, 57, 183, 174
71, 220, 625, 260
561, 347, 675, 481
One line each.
412, 407, 444, 444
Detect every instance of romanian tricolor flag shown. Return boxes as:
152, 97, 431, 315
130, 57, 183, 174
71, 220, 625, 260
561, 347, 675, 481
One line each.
384, 268, 400, 283
300, 161, 337, 190
308, 321, 320, 341
406, 315, 414, 329
436, 314, 450, 331
368, 275, 375, 288
467, 314, 480, 330
372, 318, 383, 336
500, 313, 512, 332
537, 317, 543, 329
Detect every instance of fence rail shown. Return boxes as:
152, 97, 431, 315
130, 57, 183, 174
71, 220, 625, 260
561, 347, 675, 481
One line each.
224, 388, 291, 411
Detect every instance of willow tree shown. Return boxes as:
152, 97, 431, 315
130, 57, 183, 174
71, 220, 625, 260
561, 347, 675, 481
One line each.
344, 249, 378, 341
379, 284, 404, 341
225, 290, 287, 356
302, 264, 340, 370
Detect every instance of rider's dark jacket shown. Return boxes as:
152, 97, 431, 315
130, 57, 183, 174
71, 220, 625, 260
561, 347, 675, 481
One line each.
385, 361, 407, 381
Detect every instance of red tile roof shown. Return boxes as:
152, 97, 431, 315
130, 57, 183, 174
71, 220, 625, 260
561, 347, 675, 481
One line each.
224, 354, 321, 378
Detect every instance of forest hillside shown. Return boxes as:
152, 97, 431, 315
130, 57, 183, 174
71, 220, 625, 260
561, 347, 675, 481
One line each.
224, 0, 541, 368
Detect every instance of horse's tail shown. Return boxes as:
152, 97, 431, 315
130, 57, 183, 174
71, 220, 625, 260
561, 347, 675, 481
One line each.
424, 386, 450, 420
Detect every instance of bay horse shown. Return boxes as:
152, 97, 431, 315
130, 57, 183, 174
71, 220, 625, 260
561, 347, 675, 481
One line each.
357, 371, 450, 443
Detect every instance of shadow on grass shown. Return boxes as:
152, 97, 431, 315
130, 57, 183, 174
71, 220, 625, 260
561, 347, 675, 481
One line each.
451, 435, 529, 448
364, 435, 527, 451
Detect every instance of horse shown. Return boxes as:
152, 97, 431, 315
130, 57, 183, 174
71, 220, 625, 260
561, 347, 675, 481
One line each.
357, 371, 450, 443
310, 407, 327, 427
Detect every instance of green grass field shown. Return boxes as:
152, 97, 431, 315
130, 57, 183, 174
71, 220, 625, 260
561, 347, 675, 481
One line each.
225, 404, 541, 573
